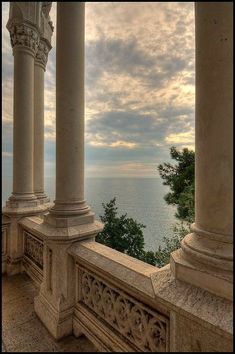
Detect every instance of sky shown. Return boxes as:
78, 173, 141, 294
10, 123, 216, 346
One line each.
2, 2, 195, 178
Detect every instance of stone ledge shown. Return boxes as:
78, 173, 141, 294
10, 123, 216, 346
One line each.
69, 240, 233, 343
19, 216, 103, 242
68, 240, 159, 300
151, 263, 233, 339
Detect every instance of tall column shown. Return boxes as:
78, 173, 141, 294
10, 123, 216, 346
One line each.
45, 2, 92, 226
6, 21, 40, 208
171, 2, 233, 300
34, 3, 103, 339
3, 3, 50, 276
34, 11, 53, 204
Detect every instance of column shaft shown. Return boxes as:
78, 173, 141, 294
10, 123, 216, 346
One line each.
181, 2, 233, 270
195, 2, 233, 237
34, 59, 49, 203
34, 63, 45, 196
33, 5, 53, 204
50, 2, 89, 217
11, 48, 37, 202
171, 2, 233, 300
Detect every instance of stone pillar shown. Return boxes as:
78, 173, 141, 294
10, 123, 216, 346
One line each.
45, 2, 93, 227
6, 21, 40, 208
34, 41, 49, 203
34, 6, 53, 204
3, 3, 50, 276
171, 2, 233, 300
34, 3, 103, 339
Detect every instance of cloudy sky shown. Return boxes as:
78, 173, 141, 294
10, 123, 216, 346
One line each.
2, 2, 195, 178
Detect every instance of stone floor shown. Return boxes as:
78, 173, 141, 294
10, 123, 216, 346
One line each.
2, 273, 97, 352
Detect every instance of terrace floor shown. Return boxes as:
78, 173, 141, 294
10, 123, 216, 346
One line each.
2, 273, 97, 352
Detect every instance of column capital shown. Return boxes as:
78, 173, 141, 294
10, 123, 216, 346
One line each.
35, 2, 53, 70
35, 38, 51, 70
41, 2, 54, 38
7, 21, 40, 57
6, 2, 42, 56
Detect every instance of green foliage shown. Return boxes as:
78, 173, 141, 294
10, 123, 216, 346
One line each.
97, 146, 195, 268
96, 198, 158, 266
96, 196, 189, 268
154, 222, 190, 267
158, 146, 195, 223
155, 146, 195, 267
140, 250, 158, 266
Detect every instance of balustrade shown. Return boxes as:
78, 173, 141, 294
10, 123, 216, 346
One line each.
2, 2, 233, 352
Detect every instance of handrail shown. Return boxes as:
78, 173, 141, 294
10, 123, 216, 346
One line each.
68, 240, 170, 352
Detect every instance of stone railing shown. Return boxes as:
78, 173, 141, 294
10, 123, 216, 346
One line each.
68, 241, 170, 352
68, 240, 233, 352
2, 211, 233, 351
6, 214, 232, 352
19, 217, 44, 287
2, 215, 11, 274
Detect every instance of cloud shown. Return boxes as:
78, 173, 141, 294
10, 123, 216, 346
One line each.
2, 151, 13, 157
2, 2, 195, 178
89, 139, 138, 149
165, 129, 195, 148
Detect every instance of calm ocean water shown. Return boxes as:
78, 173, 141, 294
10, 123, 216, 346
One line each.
2, 177, 176, 251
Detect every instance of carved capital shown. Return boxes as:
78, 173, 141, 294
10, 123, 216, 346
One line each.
35, 38, 51, 70
8, 22, 40, 56
40, 3, 53, 45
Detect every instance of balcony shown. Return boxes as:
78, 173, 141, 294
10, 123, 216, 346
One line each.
2, 2, 232, 352
2, 217, 232, 352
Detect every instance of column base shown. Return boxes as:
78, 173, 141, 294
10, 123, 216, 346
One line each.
3, 201, 51, 217
34, 292, 74, 340
35, 192, 50, 205
170, 248, 232, 301
20, 213, 103, 242
44, 211, 96, 228
6, 192, 42, 210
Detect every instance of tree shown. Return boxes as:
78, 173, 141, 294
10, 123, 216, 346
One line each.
96, 146, 195, 268
155, 146, 195, 267
158, 146, 195, 223
96, 198, 158, 266
154, 222, 190, 267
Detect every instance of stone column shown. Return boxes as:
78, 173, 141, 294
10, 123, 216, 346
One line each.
33, 3, 53, 205
45, 2, 93, 227
34, 39, 51, 204
6, 21, 40, 208
3, 3, 49, 275
34, 3, 103, 339
171, 2, 233, 300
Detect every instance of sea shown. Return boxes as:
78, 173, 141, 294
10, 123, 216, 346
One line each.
2, 177, 177, 252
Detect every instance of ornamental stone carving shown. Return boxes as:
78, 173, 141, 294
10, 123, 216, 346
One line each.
79, 268, 169, 352
42, 2, 52, 18
8, 22, 40, 55
24, 231, 43, 270
35, 39, 51, 69
36, 2, 53, 70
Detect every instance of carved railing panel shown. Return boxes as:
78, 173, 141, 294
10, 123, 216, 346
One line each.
23, 231, 43, 270
1, 220, 9, 273
22, 230, 43, 286
2, 227, 7, 258
77, 267, 169, 352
